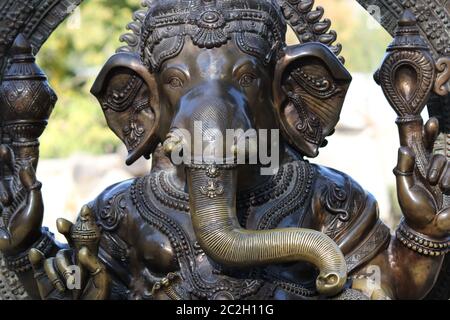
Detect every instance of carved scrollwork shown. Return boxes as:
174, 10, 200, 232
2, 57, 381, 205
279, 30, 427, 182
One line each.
98, 192, 127, 232
255, 161, 315, 230
322, 182, 350, 223
345, 221, 391, 272
317, 171, 369, 242
100, 75, 142, 112
286, 91, 322, 145
434, 57, 450, 96
138, 0, 286, 71
122, 101, 147, 152
291, 67, 341, 99
96, 68, 153, 154
192, 10, 228, 48
357, 0, 449, 59
2, 82, 53, 120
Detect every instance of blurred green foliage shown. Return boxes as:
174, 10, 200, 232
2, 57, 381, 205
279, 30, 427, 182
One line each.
315, 0, 392, 73
38, 0, 392, 158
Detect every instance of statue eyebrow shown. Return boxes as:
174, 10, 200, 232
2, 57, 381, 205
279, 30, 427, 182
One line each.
232, 60, 261, 77
160, 64, 190, 79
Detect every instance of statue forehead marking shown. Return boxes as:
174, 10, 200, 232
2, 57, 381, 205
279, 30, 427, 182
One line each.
141, 0, 287, 72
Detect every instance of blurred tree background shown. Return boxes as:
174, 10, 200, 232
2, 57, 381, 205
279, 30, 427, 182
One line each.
38, 0, 139, 158
38, 0, 391, 158
314, 0, 392, 72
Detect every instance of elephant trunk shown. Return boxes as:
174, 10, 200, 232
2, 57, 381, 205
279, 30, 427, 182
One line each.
187, 164, 348, 297
168, 81, 347, 297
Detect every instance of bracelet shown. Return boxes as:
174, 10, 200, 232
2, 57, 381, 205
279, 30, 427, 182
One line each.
392, 167, 413, 176
4, 228, 55, 273
396, 219, 449, 256
395, 115, 423, 124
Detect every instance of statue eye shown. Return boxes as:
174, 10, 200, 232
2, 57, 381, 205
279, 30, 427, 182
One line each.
239, 73, 256, 87
168, 77, 183, 89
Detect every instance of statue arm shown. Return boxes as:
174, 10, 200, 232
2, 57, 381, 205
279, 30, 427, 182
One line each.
352, 233, 445, 300
1, 181, 133, 300
328, 192, 445, 299
356, 9, 450, 300
1, 229, 66, 300
312, 166, 446, 299
27, 181, 135, 300
0, 126, 134, 301
0, 141, 65, 299
358, 118, 450, 299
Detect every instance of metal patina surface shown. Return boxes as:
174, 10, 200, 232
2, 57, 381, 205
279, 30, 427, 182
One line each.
0, 0, 449, 300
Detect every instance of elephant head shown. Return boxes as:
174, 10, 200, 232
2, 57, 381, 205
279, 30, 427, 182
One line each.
91, 0, 352, 297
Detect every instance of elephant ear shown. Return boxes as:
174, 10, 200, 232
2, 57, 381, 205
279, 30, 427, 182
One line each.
91, 52, 161, 165
273, 43, 352, 158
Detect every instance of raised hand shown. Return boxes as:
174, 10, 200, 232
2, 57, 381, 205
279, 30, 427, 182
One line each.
29, 206, 110, 300
0, 145, 44, 256
394, 118, 450, 239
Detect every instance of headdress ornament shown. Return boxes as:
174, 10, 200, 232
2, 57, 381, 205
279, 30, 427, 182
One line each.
140, 0, 287, 71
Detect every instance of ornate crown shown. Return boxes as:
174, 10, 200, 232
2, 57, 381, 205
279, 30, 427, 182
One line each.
140, 0, 287, 71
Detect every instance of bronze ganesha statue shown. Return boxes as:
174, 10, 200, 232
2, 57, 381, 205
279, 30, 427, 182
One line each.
0, 0, 449, 300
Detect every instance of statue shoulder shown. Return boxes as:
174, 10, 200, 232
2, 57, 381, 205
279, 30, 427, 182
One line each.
310, 164, 391, 273
310, 164, 370, 225
88, 178, 136, 232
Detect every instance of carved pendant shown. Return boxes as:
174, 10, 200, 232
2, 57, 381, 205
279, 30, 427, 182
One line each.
200, 179, 224, 198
